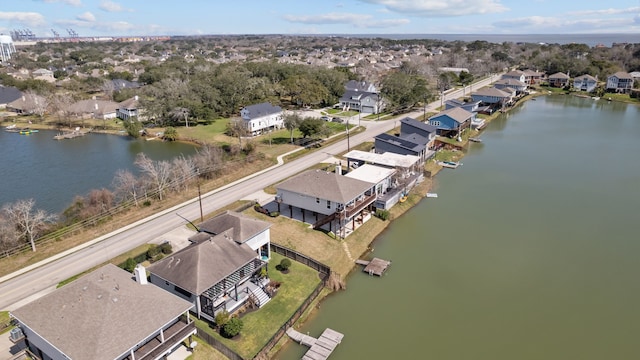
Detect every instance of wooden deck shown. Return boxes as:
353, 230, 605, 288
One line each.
286, 327, 344, 360
355, 258, 391, 276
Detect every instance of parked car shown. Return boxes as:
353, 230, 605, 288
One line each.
331, 117, 343, 123
320, 115, 330, 121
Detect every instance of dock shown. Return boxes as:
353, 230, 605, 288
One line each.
286, 327, 344, 360
355, 258, 391, 276
54, 129, 90, 140
469, 137, 482, 143
437, 161, 461, 169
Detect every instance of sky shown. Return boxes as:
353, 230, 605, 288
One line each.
1, 0, 639, 38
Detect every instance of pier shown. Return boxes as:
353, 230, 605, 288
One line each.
54, 128, 90, 140
286, 327, 344, 360
355, 258, 391, 276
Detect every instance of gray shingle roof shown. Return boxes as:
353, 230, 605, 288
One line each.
242, 102, 282, 119
472, 87, 511, 98
0, 85, 22, 105
198, 210, 271, 244
148, 229, 258, 295
375, 132, 424, 153
549, 72, 570, 80
10, 264, 192, 360
610, 71, 633, 80
277, 169, 374, 204
495, 78, 526, 87
574, 74, 596, 82
400, 117, 437, 134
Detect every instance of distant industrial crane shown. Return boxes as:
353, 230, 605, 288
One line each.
67, 28, 78, 38
51, 29, 60, 38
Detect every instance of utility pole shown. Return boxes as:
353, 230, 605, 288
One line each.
346, 117, 350, 152
196, 168, 203, 222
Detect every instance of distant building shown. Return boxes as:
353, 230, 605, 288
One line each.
548, 72, 570, 88
606, 71, 634, 93
0, 85, 22, 109
116, 95, 140, 120
0, 35, 16, 62
573, 74, 598, 93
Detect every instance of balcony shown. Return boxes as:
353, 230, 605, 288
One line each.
345, 192, 377, 219
128, 317, 196, 360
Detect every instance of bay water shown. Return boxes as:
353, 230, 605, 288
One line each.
0, 130, 198, 213
277, 95, 640, 359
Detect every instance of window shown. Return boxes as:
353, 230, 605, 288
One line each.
316, 197, 320, 203
327, 200, 331, 209
432, 121, 441, 126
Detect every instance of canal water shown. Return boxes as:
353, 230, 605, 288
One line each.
277, 96, 640, 359
0, 130, 198, 213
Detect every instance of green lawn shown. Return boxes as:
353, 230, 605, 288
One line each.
195, 252, 322, 359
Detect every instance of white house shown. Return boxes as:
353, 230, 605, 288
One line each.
339, 90, 382, 114
573, 74, 598, 93
116, 95, 140, 120
606, 71, 634, 93
502, 70, 526, 83
471, 87, 513, 105
240, 102, 283, 136
493, 78, 527, 93
10, 264, 195, 360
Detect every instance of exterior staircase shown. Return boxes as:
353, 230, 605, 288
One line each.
250, 286, 271, 307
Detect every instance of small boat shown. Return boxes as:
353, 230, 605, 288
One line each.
19, 128, 34, 135
437, 161, 461, 169
426, 193, 438, 198
5, 124, 16, 130
592, 96, 600, 100
469, 137, 482, 143
399, 195, 408, 203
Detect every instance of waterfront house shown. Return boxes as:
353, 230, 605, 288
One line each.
0, 85, 21, 109
374, 132, 432, 164
471, 87, 513, 105
523, 69, 542, 85
10, 264, 195, 360
501, 70, 526, 83
493, 78, 527, 94
548, 72, 570, 88
240, 102, 283, 136
276, 169, 376, 237
399, 117, 437, 149
573, 74, 598, 93
428, 107, 476, 137
606, 71, 634, 93
338, 90, 382, 114
31, 68, 55, 83
70, 98, 119, 120
116, 95, 141, 120
445, 98, 481, 113
6, 93, 46, 115
148, 211, 272, 322
345, 164, 397, 209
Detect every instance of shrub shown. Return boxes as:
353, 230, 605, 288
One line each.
159, 242, 173, 254
279, 258, 292, 271
215, 310, 230, 328
147, 244, 161, 259
375, 209, 390, 221
121, 257, 137, 272
269, 211, 279, 217
221, 317, 243, 338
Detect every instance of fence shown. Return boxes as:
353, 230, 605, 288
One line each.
196, 243, 332, 359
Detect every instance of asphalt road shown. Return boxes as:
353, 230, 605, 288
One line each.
0, 74, 500, 311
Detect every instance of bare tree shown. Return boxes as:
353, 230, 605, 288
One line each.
171, 155, 195, 191
2, 199, 54, 252
49, 93, 76, 128
0, 215, 20, 252
101, 79, 116, 101
134, 153, 172, 201
193, 145, 224, 179
112, 169, 141, 206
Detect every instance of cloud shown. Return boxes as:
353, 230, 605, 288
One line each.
38, 0, 82, 6
0, 12, 46, 27
99, 1, 131, 12
358, 0, 508, 16
283, 12, 409, 29
568, 7, 640, 16
76, 12, 96, 22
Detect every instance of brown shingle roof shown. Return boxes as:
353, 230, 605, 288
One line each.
10, 264, 192, 360
276, 169, 374, 204
147, 229, 258, 295
198, 210, 271, 244
472, 87, 511, 98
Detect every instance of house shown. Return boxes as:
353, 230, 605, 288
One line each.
523, 69, 542, 85
445, 98, 481, 113
573, 74, 598, 93
471, 87, 513, 105
399, 117, 437, 150
501, 70, 526, 83
344, 79, 377, 93
32, 68, 55, 83
116, 95, 140, 120
10, 264, 195, 360
0, 85, 22, 109
148, 211, 272, 322
276, 169, 376, 237
110, 78, 141, 91
240, 102, 283, 136
374, 132, 431, 163
428, 107, 476, 137
344, 164, 398, 209
606, 71, 634, 93
493, 78, 527, 94
548, 72, 570, 87
6, 93, 46, 115
70, 98, 119, 120
343, 150, 421, 175
338, 90, 382, 114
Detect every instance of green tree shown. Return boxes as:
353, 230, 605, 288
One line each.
283, 112, 302, 144
381, 72, 430, 110
123, 118, 143, 138
298, 118, 325, 138
221, 317, 243, 338
162, 126, 178, 141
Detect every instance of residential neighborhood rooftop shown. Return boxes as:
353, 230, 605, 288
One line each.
10, 264, 193, 360
198, 210, 271, 244
344, 164, 396, 184
276, 169, 374, 204
343, 150, 420, 168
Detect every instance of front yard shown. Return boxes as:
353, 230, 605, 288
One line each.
195, 252, 321, 359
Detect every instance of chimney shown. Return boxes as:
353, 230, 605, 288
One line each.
336, 163, 342, 175
134, 264, 147, 285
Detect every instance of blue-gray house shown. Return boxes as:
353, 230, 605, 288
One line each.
374, 132, 432, 164
399, 117, 437, 150
428, 107, 475, 137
